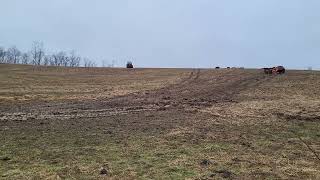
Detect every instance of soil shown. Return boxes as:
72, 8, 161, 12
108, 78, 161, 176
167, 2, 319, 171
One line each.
0, 64, 320, 179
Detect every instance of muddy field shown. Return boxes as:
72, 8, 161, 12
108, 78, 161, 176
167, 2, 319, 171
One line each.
0, 64, 320, 179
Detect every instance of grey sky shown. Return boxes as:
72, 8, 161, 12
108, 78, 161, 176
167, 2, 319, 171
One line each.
1, 0, 319, 69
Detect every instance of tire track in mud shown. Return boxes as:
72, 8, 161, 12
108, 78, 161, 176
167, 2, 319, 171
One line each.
103, 69, 268, 112
172, 69, 200, 86
194, 69, 201, 80
1, 69, 271, 121
142, 68, 200, 97
78, 68, 202, 117
166, 69, 272, 109
0, 69, 200, 121
0, 106, 157, 121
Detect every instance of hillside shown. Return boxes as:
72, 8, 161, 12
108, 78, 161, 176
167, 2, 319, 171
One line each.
0, 64, 319, 179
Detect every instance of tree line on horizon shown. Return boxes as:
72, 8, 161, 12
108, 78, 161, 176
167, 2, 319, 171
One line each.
0, 42, 112, 68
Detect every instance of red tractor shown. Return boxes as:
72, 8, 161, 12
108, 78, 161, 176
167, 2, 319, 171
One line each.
272, 66, 285, 74
263, 66, 285, 75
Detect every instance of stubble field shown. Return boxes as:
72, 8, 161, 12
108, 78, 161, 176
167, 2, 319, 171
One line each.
0, 64, 319, 179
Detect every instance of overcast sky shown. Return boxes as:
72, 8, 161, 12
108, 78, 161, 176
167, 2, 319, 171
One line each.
1, 0, 319, 69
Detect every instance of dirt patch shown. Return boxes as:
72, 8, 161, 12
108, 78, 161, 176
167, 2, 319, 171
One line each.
210, 170, 233, 179
277, 112, 320, 122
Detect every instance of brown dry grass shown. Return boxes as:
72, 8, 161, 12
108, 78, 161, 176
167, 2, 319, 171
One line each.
0, 64, 320, 179
0, 64, 189, 103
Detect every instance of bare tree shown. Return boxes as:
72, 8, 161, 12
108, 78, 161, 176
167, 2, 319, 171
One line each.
109, 60, 116, 67
21, 53, 30, 64
6, 46, 21, 64
63, 55, 70, 67
101, 60, 107, 67
83, 58, 96, 67
52, 51, 67, 66
31, 41, 45, 65
48, 55, 55, 66
43, 55, 53, 66
0, 42, 102, 69
0, 47, 6, 63
101, 59, 116, 67
68, 51, 81, 67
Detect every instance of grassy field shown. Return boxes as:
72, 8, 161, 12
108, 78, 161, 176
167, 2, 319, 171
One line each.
0, 64, 320, 179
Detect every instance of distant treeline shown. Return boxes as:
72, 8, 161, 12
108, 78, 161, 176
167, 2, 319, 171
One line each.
0, 42, 106, 68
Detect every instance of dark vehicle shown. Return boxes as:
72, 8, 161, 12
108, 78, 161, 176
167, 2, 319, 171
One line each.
263, 66, 285, 74
263, 68, 273, 74
273, 66, 285, 74
126, 61, 134, 68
